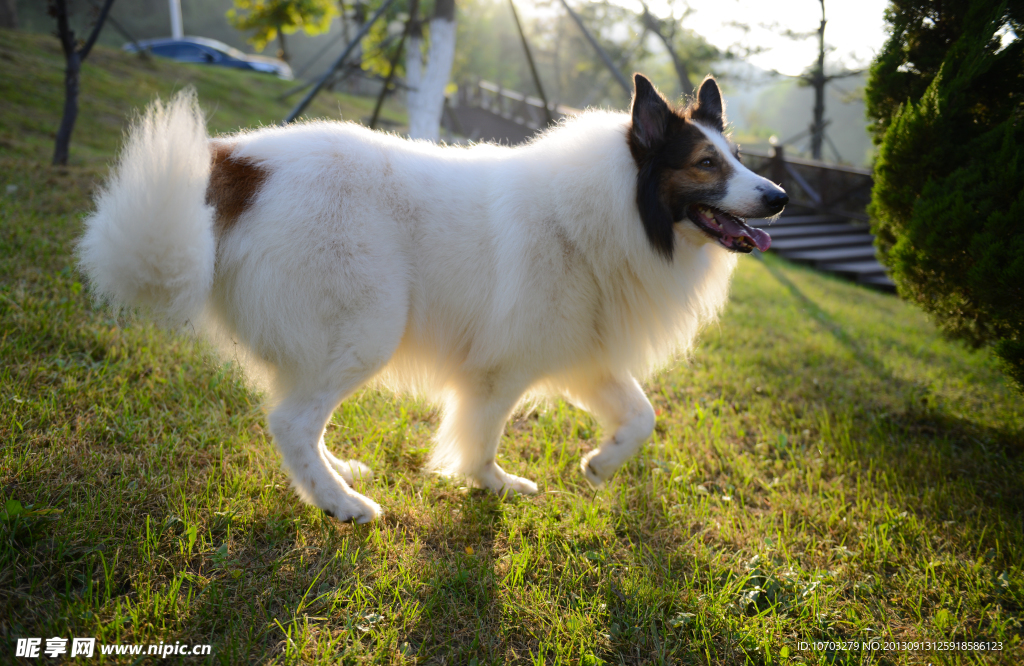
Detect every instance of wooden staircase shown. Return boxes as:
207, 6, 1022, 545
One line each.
751, 213, 895, 291
742, 148, 895, 292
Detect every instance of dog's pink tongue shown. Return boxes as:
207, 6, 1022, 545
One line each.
718, 216, 772, 252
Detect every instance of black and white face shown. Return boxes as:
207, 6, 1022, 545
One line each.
627, 74, 788, 257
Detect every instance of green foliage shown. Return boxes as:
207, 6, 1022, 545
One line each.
867, 0, 1024, 390
359, 3, 414, 81
866, 0, 1024, 143
227, 0, 338, 55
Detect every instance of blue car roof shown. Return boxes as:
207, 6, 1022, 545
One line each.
125, 36, 249, 60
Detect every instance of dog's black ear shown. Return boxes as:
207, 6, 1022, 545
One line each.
691, 76, 725, 132
630, 73, 671, 152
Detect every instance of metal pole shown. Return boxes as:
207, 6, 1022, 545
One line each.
280, 34, 402, 100
509, 0, 553, 126
557, 0, 631, 96
89, 0, 144, 55
293, 27, 353, 80
370, 0, 418, 129
284, 0, 398, 124
168, 0, 182, 39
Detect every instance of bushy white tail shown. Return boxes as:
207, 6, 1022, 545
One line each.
78, 89, 216, 327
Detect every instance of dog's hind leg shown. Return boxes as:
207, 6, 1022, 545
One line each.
431, 373, 537, 496
268, 316, 402, 522
567, 375, 656, 488
269, 378, 384, 523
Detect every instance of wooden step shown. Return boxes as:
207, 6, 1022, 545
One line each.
858, 273, 897, 291
764, 223, 869, 239
782, 246, 879, 263
770, 234, 875, 252
817, 259, 890, 274
751, 214, 844, 227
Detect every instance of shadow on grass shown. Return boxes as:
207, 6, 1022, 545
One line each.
759, 256, 905, 390
760, 256, 1024, 532
404, 490, 504, 663
402, 491, 717, 664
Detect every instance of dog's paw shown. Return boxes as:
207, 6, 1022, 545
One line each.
330, 458, 373, 486
322, 493, 383, 524
580, 451, 610, 489
473, 463, 538, 497
496, 473, 538, 497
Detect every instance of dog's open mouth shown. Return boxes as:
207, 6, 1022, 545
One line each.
686, 204, 771, 253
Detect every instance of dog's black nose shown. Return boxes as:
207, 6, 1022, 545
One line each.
762, 190, 789, 215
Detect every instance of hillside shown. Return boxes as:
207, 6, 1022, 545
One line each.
2, 28, 1022, 665
0, 30, 406, 168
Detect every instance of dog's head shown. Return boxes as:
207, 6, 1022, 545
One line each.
627, 74, 788, 259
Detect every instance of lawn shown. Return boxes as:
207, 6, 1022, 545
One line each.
1, 27, 1022, 666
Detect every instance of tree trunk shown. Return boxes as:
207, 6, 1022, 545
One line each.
371, 0, 418, 129
344, 1, 366, 93
51, 0, 116, 166
664, 42, 694, 98
278, 29, 289, 63
0, 0, 18, 29
406, 0, 456, 141
53, 51, 81, 166
52, 0, 79, 166
810, 0, 827, 160
405, 17, 424, 116
641, 5, 693, 98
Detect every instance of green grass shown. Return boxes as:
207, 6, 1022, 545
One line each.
2, 27, 1023, 665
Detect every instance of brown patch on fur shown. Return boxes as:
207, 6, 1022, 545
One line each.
206, 142, 268, 231
657, 134, 734, 222
479, 369, 499, 397
553, 227, 579, 266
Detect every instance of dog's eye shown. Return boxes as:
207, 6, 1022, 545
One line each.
698, 158, 714, 168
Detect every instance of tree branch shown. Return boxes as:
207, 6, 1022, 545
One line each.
79, 0, 116, 61
824, 68, 866, 81
51, 0, 76, 59
639, 1, 693, 97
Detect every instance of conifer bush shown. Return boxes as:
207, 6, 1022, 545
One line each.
866, 0, 1024, 390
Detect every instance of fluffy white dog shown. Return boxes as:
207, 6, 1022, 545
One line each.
79, 74, 787, 523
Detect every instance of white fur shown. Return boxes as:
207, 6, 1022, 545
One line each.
80, 91, 745, 522
79, 91, 216, 327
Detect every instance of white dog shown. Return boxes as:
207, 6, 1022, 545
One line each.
79, 74, 787, 523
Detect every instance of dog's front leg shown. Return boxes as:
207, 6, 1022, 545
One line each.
570, 375, 656, 488
431, 372, 537, 497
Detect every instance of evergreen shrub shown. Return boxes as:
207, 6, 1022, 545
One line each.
866, 0, 1024, 389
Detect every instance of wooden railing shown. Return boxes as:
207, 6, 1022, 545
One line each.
741, 146, 893, 290
454, 80, 579, 131
740, 145, 874, 222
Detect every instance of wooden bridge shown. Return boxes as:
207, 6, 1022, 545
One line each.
446, 79, 579, 144
447, 80, 893, 292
